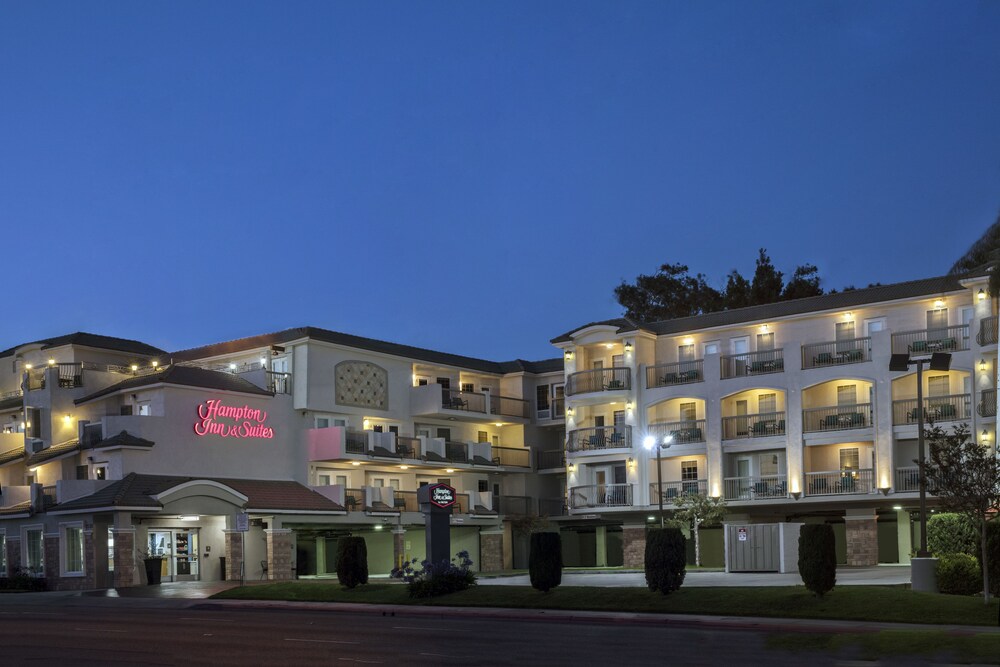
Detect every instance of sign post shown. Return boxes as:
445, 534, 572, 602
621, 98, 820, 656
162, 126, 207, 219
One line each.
236, 512, 249, 585
417, 483, 456, 565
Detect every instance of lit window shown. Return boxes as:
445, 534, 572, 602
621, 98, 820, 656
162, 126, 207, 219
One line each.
63, 525, 84, 575
24, 528, 44, 576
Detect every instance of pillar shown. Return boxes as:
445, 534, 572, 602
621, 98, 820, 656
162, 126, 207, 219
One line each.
224, 530, 244, 581
845, 508, 878, 567
316, 535, 327, 576
83, 528, 96, 590
595, 525, 607, 567
479, 529, 504, 572
265, 529, 294, 580
896, 509, 912, 564
43, 533, 59, 582
5, 535, 20, 575
111, 527, 136, 588
392, 527, 406, 571
622, 524, 646, 569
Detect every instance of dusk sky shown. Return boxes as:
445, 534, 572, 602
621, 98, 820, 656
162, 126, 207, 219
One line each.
2, 2, 998, 361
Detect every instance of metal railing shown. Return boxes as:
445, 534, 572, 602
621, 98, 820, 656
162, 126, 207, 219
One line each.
891, 325, 969, 354
723, 475, 788, 501
648, 420, 706, 444
648, 479, 707, 503
569, 483, 634, 509
801, 338, 872, 369
805, 469, 874, 496
895, 467, 920, 492
391, 490, 419, 512
720, 349, 784, 379
345, 431, 367, 454
537, 449, 565, 469
266, 371, 291, 394
565, 368, 631, 396
978, 388, 997, 418
490, 394, 531, 419
0, 388, 23, 400
802, 403, 873, 433
721, 411, 786, 440
492, 446, 531, 468
566, 425, 632, 452
978, 315, 998, 346
646, 360, 704, 388
441, 388, 487, 413
891, 393, 972, 425
539, 498, 568, 516
343, 488, 365, 511
445, 441, 469, 463
496, 495, 533, 516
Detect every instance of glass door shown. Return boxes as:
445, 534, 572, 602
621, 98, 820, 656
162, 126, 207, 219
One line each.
173, 530, 200, 581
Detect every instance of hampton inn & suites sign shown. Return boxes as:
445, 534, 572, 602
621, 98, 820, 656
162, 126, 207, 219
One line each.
194, 399, 275, 439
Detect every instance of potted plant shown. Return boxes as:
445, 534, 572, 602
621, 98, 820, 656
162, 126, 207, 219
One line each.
139, 548, 166, 586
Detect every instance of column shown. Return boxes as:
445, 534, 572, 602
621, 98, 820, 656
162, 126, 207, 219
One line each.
111, 527, 136, 588
845, 508, 878, 567
265, 529, 294, 581
43, 532, 59, 583
83, 528, 96, 590
224, 530, 244, 581
392, 527, 406, 571
622, 524, 646, 569
595, 525, 607, 567
896, 509, 912, 565
5, 535, 20, 575
478, 529, 504, 572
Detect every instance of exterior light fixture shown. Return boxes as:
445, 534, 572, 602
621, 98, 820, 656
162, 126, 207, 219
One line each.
566, 407, 574, 417
933, 299, 944, 309
48, 358, 56, 366
683, 336, 694, 345
399, 465, 409, 470
760, 324, 769, 332
24, 363, 32, 370
627, 457, 634, 466
980, 359, 987, 372
494, 422, 503, 427
63, 414, 72, 424
130, 364, 138, 372
645, 434, 674, 527
564, 349, 573, 360
979, 288, 986, 301
180, 515, 199, 521
624, 341, 633, 353
625, 400, 633, 411
229, 363, 237, 371
351, 461, 361, 466
983, 430, 990, 441
844, 312, 853, 321
790, 491, 802, 500
892, 505, 903, 511
151, 360, 159, 368
445, 468, 455, 473
878, 487, 891, 497
363, 419, 370, 429
605, 343, 614, 349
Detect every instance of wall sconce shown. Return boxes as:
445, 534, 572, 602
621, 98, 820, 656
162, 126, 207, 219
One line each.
627, 457, 634, 467
625, 400, 633, 411
48, 358, 56, 366
567, 463, 576, 472
363, 418, 371, 429
980, 359, 987, 372
624, 341, 633, 353
151, 360, 159, 368
229, 363, 237, 371
564, 350, 574, 360
63, 414, 73, 424
982, 429, 990, 441
878, 487, 891, 497
130, 364, 138, 372
760, 324, 769, 332
683, 336, 694, 345
979, 288, 987, 301
24, 363, 32, 370
933, 299, 945, 309
790, 491, 801, 501
566, 407, 574, 417
844, 312, 853, 321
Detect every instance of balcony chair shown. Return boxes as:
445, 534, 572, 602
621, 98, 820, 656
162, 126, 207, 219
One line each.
933, 403, 957, 420
605, 380, 624, 390
662, 372, 679, 385
909, 340, 929, 354
665, 487, 679, 500
814, 352, 834, 366
821, 415, 840, 430
393, 496, 408, 511
260, 559, 268, 580
841, 349, 864, 363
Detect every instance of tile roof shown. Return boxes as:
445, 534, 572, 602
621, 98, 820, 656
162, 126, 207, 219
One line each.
0, 446, 25, 466
75, 365, 273, 405
551, 273, 970, 342
91, 431, 155, 450
24, 439, 80, 467
0, 500, 32, 517
0, 332, 165, 360
51, 473, 345, 513
171, 326, 563, 376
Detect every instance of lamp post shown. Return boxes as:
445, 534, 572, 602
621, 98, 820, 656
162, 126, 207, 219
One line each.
644, 434, 674, 528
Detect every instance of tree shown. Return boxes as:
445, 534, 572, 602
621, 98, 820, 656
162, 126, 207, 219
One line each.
950, 210, 1000, 299
528, 532, 563, 592
645, 527, 686, 595
614, 263, 720, 322
919, 423, 1000, 604
750, 248, 784, 305
723, 270, 752, 309
781, 264, 823, 300
671, 493, 727, 567
799, 524, 837, 596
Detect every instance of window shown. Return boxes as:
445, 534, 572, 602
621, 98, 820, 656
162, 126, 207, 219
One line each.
417, 378, 429, 387
461, 383, 475, 393
758, 393, 777, 414
24, 527, 43, 575
835, 321, 856, 353
478, 480, 488, 492
837, 385, 857, 406
927, 308, 948, 335
612, 355, 624, 368
436, 427, 451, 440
927, 375, 949, 397
94, 465, 107, 481
76, 465, 89, 480
731, 336, 749, 355
335, 475, 348, 486
536, 384, 550, 416
372, 424, 383, 433
315, 417, 330, 429
703, 340, 720, 356
62, 525, 84, 576
678, 344, 695, 362
961, 307, 973, 343
592, 360, 604, 370
552, 385, 565, 418
756, 333, 774, 351
681, 460, 698, 481
594, 415, 605, 428
137, 401, 151, 416
318, 473, 331, 486
436, 377, 451, 389
492, 434, 499, 446
758, 453, 783, 476
864, 317, 886, 336
477, 431, 488, 443
0, 532, 6, 575
388, 425, 399, 435
27, 407, 40, 439
679, 402, 696, 421
612, 410, 625, 426
839, 447, 860, 471
389, 479, 400, 490
333, 418, 347, 427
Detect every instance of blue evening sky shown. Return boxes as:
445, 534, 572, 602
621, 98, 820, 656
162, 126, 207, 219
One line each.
2, 1, 998, 361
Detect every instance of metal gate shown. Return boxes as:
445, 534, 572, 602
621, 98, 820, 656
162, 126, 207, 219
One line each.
726, 524, 780, 572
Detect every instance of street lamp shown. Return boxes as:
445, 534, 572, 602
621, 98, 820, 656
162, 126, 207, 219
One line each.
644, 433, 674, 528
888, 351, 951, 557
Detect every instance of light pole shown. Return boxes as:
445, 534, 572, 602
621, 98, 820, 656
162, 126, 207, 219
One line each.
644, 434, 674, 528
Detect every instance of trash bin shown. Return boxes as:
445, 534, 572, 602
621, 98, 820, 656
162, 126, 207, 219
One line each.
220, 556, 227, 581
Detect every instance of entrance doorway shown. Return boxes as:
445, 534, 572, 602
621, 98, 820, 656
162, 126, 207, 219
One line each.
147, 529, 201, 582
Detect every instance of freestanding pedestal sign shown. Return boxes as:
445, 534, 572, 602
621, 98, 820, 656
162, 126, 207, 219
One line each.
418, 483, 456, 564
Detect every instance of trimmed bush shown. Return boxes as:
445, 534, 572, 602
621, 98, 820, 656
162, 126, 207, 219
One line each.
645, 527, 686, 595
336, 536, 369, 589
927, 513, 979, 558
391, 551, 476, 598
0, 568, 47, 591
937, 552, 981, 596
985, 520, 1000, 596
529, 532, 563, 592
799, 524, 836, 596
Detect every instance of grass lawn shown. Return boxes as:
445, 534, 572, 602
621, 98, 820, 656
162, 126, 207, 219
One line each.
213, 582, 1000, 627
767, 630, 1000, 664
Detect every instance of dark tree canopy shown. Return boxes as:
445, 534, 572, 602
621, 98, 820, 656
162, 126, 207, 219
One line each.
750, 248, 784, 305
951, 209, 1000, 298
782, 264, 823, 300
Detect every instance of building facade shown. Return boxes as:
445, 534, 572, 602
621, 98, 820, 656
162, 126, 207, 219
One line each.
0, 269, 995, 589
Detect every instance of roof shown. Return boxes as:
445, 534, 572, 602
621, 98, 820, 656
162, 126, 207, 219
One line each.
0, 395, 22, 412
91, 430, 155, 450
24, 439, 80, 467
0, 500, 32, 517
552, 273, 969, 343
171, 326, 563, 376
51, 473, 345, 513
0, 332, 165, 360
75, 365, 273, 405
0, 446, 25, 466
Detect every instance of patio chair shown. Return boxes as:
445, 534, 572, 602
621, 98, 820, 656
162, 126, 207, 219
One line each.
814, 352, 834, 366
260, 559, 268, 580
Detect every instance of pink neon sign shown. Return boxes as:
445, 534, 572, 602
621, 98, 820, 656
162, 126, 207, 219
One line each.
194, 399, 274, 439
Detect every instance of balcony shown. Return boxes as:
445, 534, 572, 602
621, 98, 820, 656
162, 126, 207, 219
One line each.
537, 449, 565, 469
539, 498, 568, 516
722, 411, 786, 440
978, 389, 997, 418
569, 483, 633, 509
895, 466, 920, 492
646, 360, 703, 389
648, 420, 706, 445
648, 479, 707, 504
801, 338, 872, 369
566, 425, 632, 452
491, 446, 531, 468
411, 384, 529, 423
723, 474, 788, 501
802, 403, 873, 433
495, 495, 534, 516
721, 349, 784, 379
265, 371, 291, 394
891, 393, 972, 425
978, 315, 998, 346
805, 469, 874, 496
891, 325, 970, 355
565, 368, 631, 397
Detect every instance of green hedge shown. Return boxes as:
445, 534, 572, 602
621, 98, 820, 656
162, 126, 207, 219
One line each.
799, 524, 836, 596
645, 527, 686, 595
986, 520, 1000, 596
937, 553, 981, 596
927, 513, 979, 557
336, 536, 369, 589
529, 532, 563, 592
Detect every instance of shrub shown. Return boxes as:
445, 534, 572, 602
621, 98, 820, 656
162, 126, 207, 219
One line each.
645, 527, 686, 595
0, 568, 47, 591
936, 552, 981, 596
985, 520, 1000, 596
927, 513, 979, 557
529, 532, 563, 592
391, 551, 476, 598
335, 536, 369, 589
798, 524, 836, 596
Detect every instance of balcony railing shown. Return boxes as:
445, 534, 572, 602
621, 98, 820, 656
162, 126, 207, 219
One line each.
539, 498, 568, 516
391, 490, 419, 512
537, 449, 565, 469
345, 431, 367, 454
805, 469, 874, 496
536, 398, 565, 421
646, 360, 704, 389
801, 338, 872, 369
721, 411, 786, 440
895, 466, 920, 492
491, 446, 531, 468
721, 349, 784, 379
648, 420, 706, 444
396, 436, 422, 459
891, 393, 972, 425
802, 403, 873, 433
566, 425, 632, 452
649, 479, 707, 503
723, 474, 787, 501
978, 389, 997, 418
569, 483, 633, 509
495, 495, 533, 516
489, 394, 531, 419
0, 388, 23, 400
441, 388, 487, 413
891, 325, 970, 355
266, 371, 291, 394
565, 368, 631, 396
445, 441, 469, 463
978, 315, 998, 346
